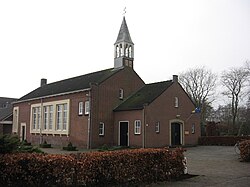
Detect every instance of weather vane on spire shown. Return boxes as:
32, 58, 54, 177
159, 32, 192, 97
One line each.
123, 7, 126, 16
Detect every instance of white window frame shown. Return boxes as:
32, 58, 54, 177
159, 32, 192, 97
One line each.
30, 99, 69, 135
78, 101, 83, 115
155, 122, 160, 133
85, 100, 90, 115
12, 107, 19, 133
174, 97, 179, 108
99, 122, 105, 136
119, 88, 124, 99
134, 120, 141, 135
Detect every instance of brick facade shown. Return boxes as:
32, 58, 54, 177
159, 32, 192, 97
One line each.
114, 82, 200, 148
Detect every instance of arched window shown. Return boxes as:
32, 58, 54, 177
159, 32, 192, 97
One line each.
120, 44, 123, 56
174, 97, 179, 108
128, 46, 132, 58
116, 45, 119, 57
125, 44, 129, 57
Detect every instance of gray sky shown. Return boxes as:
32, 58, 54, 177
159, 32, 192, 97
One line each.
1, 0, 250, 107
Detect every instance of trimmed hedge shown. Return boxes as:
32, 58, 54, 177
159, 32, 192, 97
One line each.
198, 136, 250, 146
0, 148, 185, 186
239, 140, 250, 162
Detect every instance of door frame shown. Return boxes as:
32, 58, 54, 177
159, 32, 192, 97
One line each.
118, 121, 129, 146
169, 119, 184, 146
20, 123, 27, 141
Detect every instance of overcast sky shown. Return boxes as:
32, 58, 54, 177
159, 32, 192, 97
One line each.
1, 0, 250, 107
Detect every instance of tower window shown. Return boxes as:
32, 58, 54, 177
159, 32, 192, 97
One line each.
129, 46, 132, 58
119, 44, 123, 56
116, 45, 119, 58
125, 44, 128, 57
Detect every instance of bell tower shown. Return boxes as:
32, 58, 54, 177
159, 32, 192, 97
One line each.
114, 16, 134, 69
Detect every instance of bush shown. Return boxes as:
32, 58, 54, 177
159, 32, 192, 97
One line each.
39, 141, 52, 148
0, 135, 20, 154
0, 134, 43, 154
63, 142, 77, 151
0, 148, 185, 186
198, 136, 250, 146
239, 140, 250, 162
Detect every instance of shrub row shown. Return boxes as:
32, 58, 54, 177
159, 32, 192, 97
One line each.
239, 140, 250, 162
0, 148, 185, 186
198, 136, 250, 146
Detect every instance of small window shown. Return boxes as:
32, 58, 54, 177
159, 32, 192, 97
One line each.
78, 102, 83, 115
155, 122, 160, 133
119, 89, 124, 99
99, 122, 105, 136
85, 101, 90, 115
174, 97, 179, 108
192, 123, 195, 134
134, 120, 141, 135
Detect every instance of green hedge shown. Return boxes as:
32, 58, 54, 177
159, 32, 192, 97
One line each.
198, 136, 250, 146
0, 148, 185, 186
239, 140, 250, 162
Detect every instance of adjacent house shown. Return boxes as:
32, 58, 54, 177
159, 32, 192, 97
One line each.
0, 97, 17, 135
12, 16, 200, 148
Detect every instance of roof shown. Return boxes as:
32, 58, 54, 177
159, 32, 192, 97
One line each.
0, 107, 13, 121
114, 81, 173, 111
18, 68, 122, 102
0, 97, 16, 121
115, 16, 134, 45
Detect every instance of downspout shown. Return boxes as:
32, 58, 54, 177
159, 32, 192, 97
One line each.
87, 89, 91, 149
40, 98, 43, 144
142, 103, 148, 148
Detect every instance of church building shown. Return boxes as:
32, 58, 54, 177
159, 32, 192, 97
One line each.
12, 17, 200, 148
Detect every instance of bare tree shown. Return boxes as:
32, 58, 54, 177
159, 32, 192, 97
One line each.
179, 67, 217, 135
221, 66, 249, 134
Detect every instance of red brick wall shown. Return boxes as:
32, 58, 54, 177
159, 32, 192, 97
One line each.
114, 110, 143, 147
90, 67, 144, 148
114, 82, 200, 148
14, 91, 90, 148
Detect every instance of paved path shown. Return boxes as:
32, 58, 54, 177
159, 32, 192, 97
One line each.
151, 146, 250, 187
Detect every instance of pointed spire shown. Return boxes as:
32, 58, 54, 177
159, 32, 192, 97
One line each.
115, 16, 134, 44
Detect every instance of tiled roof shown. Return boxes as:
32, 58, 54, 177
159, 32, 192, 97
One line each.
18, 68, 121, 102
0, 97, 16, 121
115, 16, 133, 44
0, 107, 13, 121
114, 81, 173, 111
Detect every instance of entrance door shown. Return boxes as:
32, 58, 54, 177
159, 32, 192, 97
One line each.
119, 122, 128, 146
171, 123, 181, 146
20, 123, 26, 141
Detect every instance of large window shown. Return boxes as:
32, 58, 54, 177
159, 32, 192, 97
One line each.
32, 107, 41, 130
30, 99, 69, 134
134, 120, 141, 135
56, 103, 68, 131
